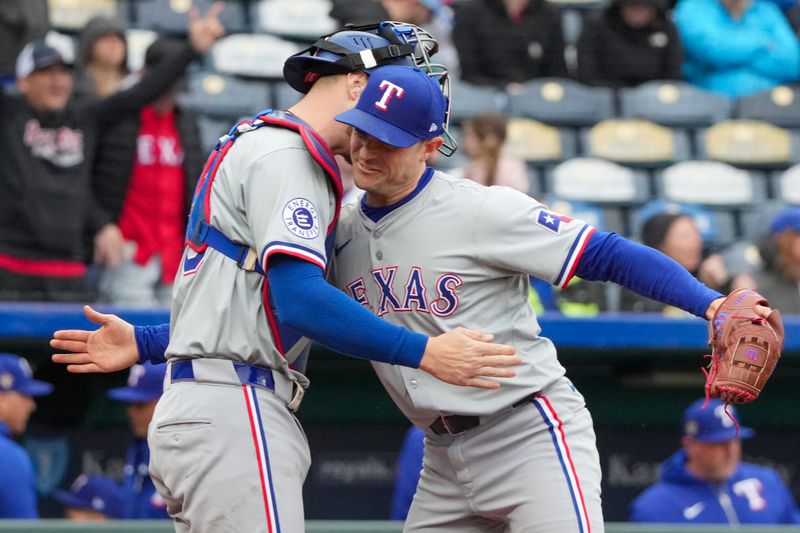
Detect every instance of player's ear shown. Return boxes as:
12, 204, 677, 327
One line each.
346, 72, 368, 102
421, 137, 444, 161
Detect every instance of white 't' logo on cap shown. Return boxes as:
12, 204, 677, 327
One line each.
375, 80, 405, 111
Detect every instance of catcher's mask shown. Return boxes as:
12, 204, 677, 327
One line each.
283, 21, 457, 156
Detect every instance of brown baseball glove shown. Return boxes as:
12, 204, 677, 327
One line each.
703, 288, 784, 405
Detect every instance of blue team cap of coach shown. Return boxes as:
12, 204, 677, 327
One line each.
107, 362, 165, 403
54, 474, 124, 518
335, 65, 447, 148
0, 353, 53, 396
682, 398, 754, 443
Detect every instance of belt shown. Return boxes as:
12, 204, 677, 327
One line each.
170, 359, 305, 412
429, 392, 538, 436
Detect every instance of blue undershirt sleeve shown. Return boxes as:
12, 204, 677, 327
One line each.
574, 231, 723, 318
268, 255, 427, 367
134, 324, 170, 365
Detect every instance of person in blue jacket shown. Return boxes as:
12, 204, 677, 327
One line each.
107, 361, 169, 519
674, 0, 800, 97
0, 353, 53, 518
390, 426, 426, 521
630, 398, 800, 524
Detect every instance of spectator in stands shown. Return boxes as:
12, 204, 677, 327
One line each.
674, 0, 800, 97
751, 206, 800, 314
0, 5, 224, 302
0, 0, 48, 84
391, 426, 425, 521
620, 213, 752, 313
74, 16, 131, 99
331, 1, 461, 79
96, 38, 203, 306
461, 112, 528, 193
576, 0, 683, 88
0, 353, 53, 518
630, 398, 800, 524
107, 362, 169, 519
54, 474, 124, 520
452, 0, 566, 89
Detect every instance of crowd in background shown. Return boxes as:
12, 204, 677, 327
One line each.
0, 0, 799, 522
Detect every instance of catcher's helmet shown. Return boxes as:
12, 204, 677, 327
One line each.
284, 29, 416, 94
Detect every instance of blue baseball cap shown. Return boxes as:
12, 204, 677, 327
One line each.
335, 65, 447, 148
107, 362, 165, 403
682, 398, 754, 443
770, 206, 800, 235
54, 474, 124, 519
0, 353, 53, 397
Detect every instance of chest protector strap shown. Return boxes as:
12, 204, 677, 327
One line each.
185, 110, 343, 275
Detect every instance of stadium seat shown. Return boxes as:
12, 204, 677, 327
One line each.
49, 0, 125, 31
696, 120, 799, 168
561, 9, 584, 46
504, 118, 577, 165
132, 0, 249, 35
196, 115, 236, 152
632, 199, 738, 247
125, 28, 158, 72
739, 200, 789, 240
618, 81, 732, 128
507, 78, 614, 127
44, 31, 77, 64
737, 86, 800, 129
547, 158, 650, 204
251, 0, 337, 40
581, 119, 691, 165
656, 161, 763, 206
211, 34, 302, 79
448, 79, 509, 124
180, 72, 272, 120
777, 164, 800, 204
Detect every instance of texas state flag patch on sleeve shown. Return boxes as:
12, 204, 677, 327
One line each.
536, 210, 572, 234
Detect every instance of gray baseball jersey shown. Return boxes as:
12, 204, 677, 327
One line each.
331, 171, 595, 429
331, 170, 604, 532
167, 126, 336, 381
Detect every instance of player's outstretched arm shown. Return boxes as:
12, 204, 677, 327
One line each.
51, 305, 139, 373
421, 328, 520, 390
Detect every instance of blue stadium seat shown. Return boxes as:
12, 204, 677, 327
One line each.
132, 0, 249, 34
580, 119, 691, 166
250, 0, 337, 40
737, 86, 800, 129
210, 33, 302, 79
449, 79, 509, 124
618, 81, 732, 129
507, 78, 614, 127
632, 199, 738, 247
180, 71, 271, 120
547, 158, 650, 205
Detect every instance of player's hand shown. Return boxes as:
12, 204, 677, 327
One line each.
420, 327, 520, 390
51, 305, 139, 373
93, 223, 125, 268
188, 1, 225, 54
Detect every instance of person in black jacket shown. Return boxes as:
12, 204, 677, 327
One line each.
576, 0, 683, 88
0, 4, 224, 301
453, 0, 567, 88
95, 38, 204, 305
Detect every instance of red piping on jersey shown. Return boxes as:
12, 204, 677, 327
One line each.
0, 253, 87, 277
243, 386, 276, 532
561, 226, 597, 291
536, 392, 592, 533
